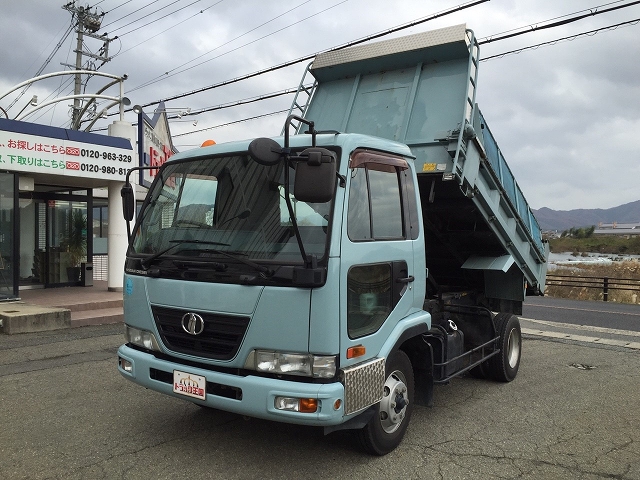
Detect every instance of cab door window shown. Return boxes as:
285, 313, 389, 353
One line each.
347, 153, 407, 241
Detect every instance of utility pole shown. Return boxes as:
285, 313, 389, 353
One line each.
62, 1, 113, 129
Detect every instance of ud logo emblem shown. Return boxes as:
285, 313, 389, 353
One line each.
181, 312, 205, 335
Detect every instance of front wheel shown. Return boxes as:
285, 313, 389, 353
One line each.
487, 313, 522, 382
358, 350, 414, 455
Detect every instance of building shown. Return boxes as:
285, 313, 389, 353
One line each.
594, 222, 640, 236
0, 102, 180, 301
0, 117, 136, 300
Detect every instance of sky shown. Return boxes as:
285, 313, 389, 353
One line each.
1, 0, 639, 211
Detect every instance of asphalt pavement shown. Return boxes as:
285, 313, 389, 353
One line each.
522, 295, 640, 351
1, 317, 640, 479
524, 295, 640, 332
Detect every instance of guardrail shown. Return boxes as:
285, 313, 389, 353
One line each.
546, 274, 640, 302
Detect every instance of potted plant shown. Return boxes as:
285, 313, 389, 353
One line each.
64, 209, 87, 283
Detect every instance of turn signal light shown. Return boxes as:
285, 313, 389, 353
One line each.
299, 398, 318, 413
346, 345, 366, 359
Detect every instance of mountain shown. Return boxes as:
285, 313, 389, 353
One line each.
533, 200, 640, 231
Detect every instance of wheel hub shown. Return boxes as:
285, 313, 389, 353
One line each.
506, 327, 521, 369
379, 370, 409, 434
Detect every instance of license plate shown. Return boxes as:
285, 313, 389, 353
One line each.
173, 370, 206, 400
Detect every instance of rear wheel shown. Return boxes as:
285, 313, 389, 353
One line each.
358, 350, 414, 455
486, 313, 521, 382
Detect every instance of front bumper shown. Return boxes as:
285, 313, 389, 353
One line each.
117, 344, 346, 426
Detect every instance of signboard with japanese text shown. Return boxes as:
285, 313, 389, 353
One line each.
138, 101, 178, 188
0, 119, 133, 181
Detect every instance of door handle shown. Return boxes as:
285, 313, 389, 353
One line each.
396, 275, 415, 284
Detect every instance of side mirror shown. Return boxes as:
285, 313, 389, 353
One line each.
248, 137, 282, 166
121, 183, 135, 221
294, 148, 337, 203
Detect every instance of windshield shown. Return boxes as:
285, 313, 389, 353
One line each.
131, 154, 331, 267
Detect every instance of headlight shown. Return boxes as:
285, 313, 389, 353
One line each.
244, 350, 336, 378
125, 325, 160, 351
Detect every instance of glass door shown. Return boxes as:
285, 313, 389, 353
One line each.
0, 173, 17, 299
46, 200, 88, 286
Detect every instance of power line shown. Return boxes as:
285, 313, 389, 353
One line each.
134, 0, 489, 108
15, 21, 69, 82
170, 15, 640, 139
478, 0, 628, 41
480, 0, 640, 44
481, 17, 640, 61
169, 87, 304, 118
99, 0, 639, 137
5, 23, 75, 112
131, 0, 311, 91
117, 1, 224, 56
99, 0, 168, 32
131, 0, 343, 92
100, 0, 134, 15
135, 0, 637, 110
172, 109, 289, 137
92, 86, 299, 132
113, 0, 205, 38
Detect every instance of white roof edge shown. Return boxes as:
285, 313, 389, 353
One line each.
312, 23, 468, 70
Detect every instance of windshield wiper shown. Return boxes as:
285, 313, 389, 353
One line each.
198, 248, 275, 278
140, 239, 274, 278
140, 239, 230, 269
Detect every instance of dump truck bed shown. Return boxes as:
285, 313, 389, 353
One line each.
290, 23, 547, 298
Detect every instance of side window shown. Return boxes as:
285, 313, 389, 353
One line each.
347, 263, 392, 338
347, 152, 406, 241
347, 167, 371, 240
368, 167, 402, 238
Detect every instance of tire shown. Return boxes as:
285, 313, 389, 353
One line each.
358, 350, 414, 455
487, 313, 522, 382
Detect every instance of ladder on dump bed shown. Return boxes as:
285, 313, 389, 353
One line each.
281, 62, 317, 137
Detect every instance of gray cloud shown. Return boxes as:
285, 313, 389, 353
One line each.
1, 0, 639, 210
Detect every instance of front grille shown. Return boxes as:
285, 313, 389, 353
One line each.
152, 306, 250, 360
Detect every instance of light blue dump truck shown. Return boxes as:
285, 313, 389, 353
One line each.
118, 24, 548, 455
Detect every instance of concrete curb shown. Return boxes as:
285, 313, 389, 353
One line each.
0, 303, 71, 334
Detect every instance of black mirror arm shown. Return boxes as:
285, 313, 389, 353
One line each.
283, 159, 315, 268
284, 114, 316, 149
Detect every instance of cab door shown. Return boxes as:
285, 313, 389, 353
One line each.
340, 149, 420, 367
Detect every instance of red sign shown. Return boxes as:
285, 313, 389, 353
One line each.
66, 146, 80, 156
66, 161, 80, 170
